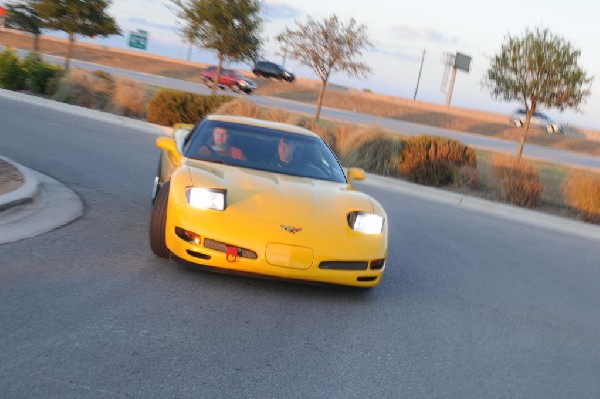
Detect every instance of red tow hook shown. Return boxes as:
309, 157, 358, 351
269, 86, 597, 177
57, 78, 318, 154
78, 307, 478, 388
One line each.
226, 246, 239, 262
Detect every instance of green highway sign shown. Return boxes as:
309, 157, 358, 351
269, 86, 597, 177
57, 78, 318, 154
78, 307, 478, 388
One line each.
128, 29, 148, 50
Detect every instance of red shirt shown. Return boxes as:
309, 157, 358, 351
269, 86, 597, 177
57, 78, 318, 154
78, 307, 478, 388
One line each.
199, 145, 246, 160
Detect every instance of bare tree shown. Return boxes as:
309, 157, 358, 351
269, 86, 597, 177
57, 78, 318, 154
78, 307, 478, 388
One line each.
484, 27, 593, 159
170, 0, 263, 96
277, 15, 371, 121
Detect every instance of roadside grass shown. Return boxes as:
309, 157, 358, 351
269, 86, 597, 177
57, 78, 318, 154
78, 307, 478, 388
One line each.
470, 150, 581, 219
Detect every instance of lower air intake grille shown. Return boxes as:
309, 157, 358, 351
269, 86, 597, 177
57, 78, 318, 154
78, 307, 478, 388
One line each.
319, 261, 368, 270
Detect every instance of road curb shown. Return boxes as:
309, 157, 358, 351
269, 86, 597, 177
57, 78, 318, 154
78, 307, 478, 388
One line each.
0, 164, 83, 244
0, 155, 40, 212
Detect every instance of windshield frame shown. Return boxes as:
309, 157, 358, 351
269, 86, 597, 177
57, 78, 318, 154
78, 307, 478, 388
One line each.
184, 120, 347, 183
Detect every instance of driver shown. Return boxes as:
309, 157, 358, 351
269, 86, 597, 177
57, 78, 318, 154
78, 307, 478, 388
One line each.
199, 127, 246, 160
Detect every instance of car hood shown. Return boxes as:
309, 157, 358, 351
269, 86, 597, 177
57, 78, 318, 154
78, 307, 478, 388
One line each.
185, 160, 375, 223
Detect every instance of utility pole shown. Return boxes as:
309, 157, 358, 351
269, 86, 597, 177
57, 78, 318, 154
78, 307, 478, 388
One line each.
445, 64, 457, 106
413, 49, 426, 100
444, 52, 471, 106
186, 44, 192, 61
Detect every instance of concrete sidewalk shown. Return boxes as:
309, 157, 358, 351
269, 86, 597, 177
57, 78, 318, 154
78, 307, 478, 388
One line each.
0, 156, 83, 244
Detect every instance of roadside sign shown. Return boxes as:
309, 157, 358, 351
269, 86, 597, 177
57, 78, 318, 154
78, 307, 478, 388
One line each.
0, 6, 7, 30
128, 29, 148, 50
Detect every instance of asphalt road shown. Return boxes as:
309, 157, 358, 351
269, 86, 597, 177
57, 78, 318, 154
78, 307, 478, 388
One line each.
25, 51, 600, 172
1, 98, 600, 398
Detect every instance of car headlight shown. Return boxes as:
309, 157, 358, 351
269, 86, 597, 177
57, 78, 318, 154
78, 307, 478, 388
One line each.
347, 212, 384, 234
187, 188, 226, 210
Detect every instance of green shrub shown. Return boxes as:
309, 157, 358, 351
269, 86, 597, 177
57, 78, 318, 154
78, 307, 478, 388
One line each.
408, 160, 455, 186
341, 133, 403, 176
147, 89, 233, 126
490, 154, 543, 208
22, 52, 63, 95
561, 171, 600, 223
398, 135, 477, 186
0, 48, 26, 90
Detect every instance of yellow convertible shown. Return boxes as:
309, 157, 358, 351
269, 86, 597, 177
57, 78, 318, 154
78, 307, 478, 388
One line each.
149, 115, 388, 288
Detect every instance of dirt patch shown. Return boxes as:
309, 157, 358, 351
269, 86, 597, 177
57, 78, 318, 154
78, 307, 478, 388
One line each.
0, 159, 24, 196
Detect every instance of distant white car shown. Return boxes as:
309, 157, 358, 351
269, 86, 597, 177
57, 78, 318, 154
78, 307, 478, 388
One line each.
510, 109, 564, 134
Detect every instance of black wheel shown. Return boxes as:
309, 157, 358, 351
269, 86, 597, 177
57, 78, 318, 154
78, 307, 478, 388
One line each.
149, 181, 170, 258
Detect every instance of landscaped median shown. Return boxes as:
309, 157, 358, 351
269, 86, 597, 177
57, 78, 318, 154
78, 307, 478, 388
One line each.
1, 49, 599, 226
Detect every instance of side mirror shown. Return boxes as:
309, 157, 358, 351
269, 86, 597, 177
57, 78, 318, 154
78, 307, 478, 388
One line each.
156, 136, 182, 165
347, 167, 365, 189
172, 123, 193, 153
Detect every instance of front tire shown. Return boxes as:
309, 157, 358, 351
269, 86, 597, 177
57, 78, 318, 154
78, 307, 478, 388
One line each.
149, 181, 170, 258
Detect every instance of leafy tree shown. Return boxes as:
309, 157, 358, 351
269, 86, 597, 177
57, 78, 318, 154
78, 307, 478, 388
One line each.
484, 27, 593, 159
276, 15, 372, 122
170, 0, 263, 96
5, 0, 44, 51
35, 0, 120, 69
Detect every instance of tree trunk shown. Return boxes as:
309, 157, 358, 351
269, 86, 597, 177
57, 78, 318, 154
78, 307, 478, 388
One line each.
315, 77, 328, 122
516, 106, 535, 160
33, 34, 40, 52
516, 129, 528, 160
65, 33, 75, 69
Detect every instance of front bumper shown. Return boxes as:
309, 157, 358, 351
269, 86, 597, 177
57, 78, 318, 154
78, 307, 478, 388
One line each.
165, 206, 387, 288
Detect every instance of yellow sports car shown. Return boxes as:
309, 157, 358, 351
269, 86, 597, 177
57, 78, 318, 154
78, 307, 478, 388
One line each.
149, 115, 388, 288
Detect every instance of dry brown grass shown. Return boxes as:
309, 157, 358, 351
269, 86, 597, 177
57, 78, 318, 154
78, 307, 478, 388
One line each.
561, 171, 600, 222
111, 76, 148, 118
53, 68, 113, 109
489, 154, 544, 208
458, 165, 480, 189
214, 98, 262, 119
262, 107, 292, 123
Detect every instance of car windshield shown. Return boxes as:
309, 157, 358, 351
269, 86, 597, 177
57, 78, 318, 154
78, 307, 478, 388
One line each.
184, 120, 347, 183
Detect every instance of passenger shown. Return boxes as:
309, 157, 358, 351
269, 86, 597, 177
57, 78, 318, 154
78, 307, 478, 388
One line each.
199, 127, 246, 160
276, 137, 296, 167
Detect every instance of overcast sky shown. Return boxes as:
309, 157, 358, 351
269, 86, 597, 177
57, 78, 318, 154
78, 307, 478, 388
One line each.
5, 0, 598, 130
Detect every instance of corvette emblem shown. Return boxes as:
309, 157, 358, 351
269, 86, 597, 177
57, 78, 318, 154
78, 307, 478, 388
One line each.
280, 224, 302, 234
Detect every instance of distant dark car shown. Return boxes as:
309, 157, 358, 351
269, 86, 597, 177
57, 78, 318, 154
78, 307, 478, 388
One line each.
252, 61, 295, 82
510, 109, 564, 134
201, 66, 257, 94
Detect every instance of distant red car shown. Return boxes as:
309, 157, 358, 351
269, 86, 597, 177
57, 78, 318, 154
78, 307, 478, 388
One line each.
200, 66, 257, 94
